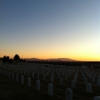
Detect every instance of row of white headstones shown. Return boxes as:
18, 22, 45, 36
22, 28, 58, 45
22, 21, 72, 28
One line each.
0, 64, 100, 100
0, 70, 75, 100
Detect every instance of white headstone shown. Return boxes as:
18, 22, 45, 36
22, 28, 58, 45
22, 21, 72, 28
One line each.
71, 80, 75, 88
84, 78, 87, 84
28, 77, 31, 87
86, 83, 92, 93
21, 75, 24, 84
48, 83, 53, 96
66, 88, 73, 100
60, 77, 63, 85
97, 79, 100, 87
98, 74, 100, 79
36, 80, 40, 91
94, 96, 100, 100
16, 74, 18, 82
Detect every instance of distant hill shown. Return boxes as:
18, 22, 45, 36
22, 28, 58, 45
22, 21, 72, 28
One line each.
47, 58, 76, 62
25, 58, 41, 61
25, 58, 76, 62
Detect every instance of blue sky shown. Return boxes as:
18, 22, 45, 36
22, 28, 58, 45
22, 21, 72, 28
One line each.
0, 0, 100, 61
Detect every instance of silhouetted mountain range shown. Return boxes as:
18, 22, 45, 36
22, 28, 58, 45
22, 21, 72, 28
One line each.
25, 58, 76, 62
47, 58, 76, 61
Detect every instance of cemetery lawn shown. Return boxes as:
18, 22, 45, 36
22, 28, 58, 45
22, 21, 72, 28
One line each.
0, 74, 55, 100
0, 64, 100, 100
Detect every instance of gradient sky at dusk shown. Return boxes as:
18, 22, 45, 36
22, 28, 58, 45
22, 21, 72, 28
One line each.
0, 0, 100, 61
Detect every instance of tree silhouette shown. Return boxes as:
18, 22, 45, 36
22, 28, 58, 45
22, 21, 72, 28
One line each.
2, 55, 10, 63
9, 58, 13, 63
13, 54, 20, 61
6, 56, 10, 62
20, 59, 26, 62
2, 56, 7, 63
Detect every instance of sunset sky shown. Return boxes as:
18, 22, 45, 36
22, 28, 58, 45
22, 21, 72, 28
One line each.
0, 0, 100, 61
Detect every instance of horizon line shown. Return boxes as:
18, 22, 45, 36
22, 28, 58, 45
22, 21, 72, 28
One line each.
0, 56, 100, 62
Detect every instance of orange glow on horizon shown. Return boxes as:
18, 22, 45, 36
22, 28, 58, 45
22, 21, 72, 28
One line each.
4, 55, 100, 61
0, 49, 100, 61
